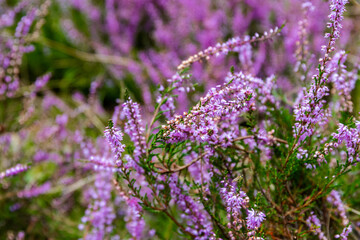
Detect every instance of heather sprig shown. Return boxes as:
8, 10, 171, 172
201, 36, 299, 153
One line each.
1, 0, 360, 239
306, 212, 328, 240
293, 0, 349, 143
120, 98, 146, 161
327, 190, 349, 226
104, 123, 125, 165
335, 225, 352, 239
177, 26, 282, 71
0, 164, 30, 179
0, 0, 50, 98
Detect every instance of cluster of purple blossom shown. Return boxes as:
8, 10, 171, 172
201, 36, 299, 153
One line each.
0, 0, 50, 97
306, 212, 328, 240
293, 0, 349, 143
220, 180, 265, 239
161, 69, 279, 148
0, 164, 29, 180
55, 0, 338, 112
331, 122, 360, 163
177, 27, 280, 71
104, 126, 125, 166
17, 182, 51, 198
79, 173, 116, 240
2, 0, 360, 239
306, 190, 352, 240
168, 175, 214, 239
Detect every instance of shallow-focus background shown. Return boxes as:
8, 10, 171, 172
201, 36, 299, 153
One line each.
0, 0, 360, 239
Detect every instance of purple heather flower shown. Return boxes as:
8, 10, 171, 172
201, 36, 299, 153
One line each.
163, 71, 257, 145
306, 212, 328, 240
33, 150, 61, 163
88, 77, 102, 103
246, 209, 266, 230
326, 0, 348, 48
156, 94, 176, 119
0, 1, 30, 27
293, 0, 348, 142
55, 114, 68, 140
0, 133, 11, 154
184, 150, 212, 184
125, 197, 146, 239
15, 231, 25, 240
0, 8, 37, 97
0, 164, 29, 179
89, 155, 118, 173
327, 51, 357, 112
335, 225, 352, 239
220, 180, 248, 233
220, 181, 248, 218
169, 175, 213, 239
177, 27, 280, 71
17, 182, 51, 198
9, 202, 22, 212
42, 94, 67, 111
327, 190, 349, 226
331, 122, 360, 163
104, 126, 125, 164
121, 98, 146, 161
79, 172, 115, 240
167, 73, 193, 93
34, 73, 51, 92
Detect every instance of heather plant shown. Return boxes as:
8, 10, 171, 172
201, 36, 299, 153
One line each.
1, 0, 360, 239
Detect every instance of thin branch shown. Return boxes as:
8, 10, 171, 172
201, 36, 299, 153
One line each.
159, 152, 209, 174
163, 210, 196, 238
274, 137, 288, 144
345, 205, 360, 215
285, 167, 347, 217
37, 37, 132, 67
158, 135, 287, 174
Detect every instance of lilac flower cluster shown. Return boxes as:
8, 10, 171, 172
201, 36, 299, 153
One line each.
124, 197, 147, 240
326, 0, 348, 45
177, 27, 280, 71
293, 0, 348, 142
0, 164, 29, 179
162, 72, 256, 145
1, 0, 360, 238
17, 182, 51, 198
0, 0, 50, 97
0, 8, 36, 97
120, 99, 146, 161
246, 209, 266, 230
331, 122, 360, 163
104, 126, 125, 165
169, 175, 213, 239
327, 190, 349, 226
79, 173, 116, 240
88, 155, 118, 173
0, 1, 29, 28
335, 225, 352, 239
306, 212, 328, 240
327, 51, 357, 112
220, 180, 265, 238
